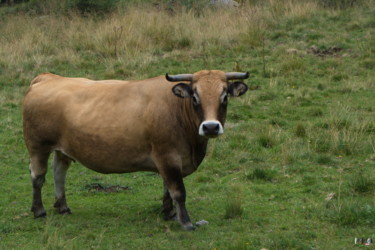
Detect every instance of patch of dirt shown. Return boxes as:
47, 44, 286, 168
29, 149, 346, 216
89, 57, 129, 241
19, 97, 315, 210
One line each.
85, 183, 131, 192
307, 45, 343, 57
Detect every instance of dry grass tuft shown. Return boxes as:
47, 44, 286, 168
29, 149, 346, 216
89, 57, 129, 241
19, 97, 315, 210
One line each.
0, 1, 321, 82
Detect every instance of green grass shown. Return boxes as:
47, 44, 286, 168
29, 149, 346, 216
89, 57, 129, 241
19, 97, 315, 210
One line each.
1, 0, 375, 249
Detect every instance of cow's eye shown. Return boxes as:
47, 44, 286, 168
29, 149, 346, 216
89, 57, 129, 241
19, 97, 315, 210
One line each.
221, 93, 228, 105
192, 95, 200, 106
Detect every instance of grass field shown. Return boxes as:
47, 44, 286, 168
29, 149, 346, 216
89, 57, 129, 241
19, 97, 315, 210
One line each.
0, 0, 374, 249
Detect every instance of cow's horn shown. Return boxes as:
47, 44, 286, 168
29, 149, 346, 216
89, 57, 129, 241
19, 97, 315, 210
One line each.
225, 72, 250, 80
166, 73, 193, 82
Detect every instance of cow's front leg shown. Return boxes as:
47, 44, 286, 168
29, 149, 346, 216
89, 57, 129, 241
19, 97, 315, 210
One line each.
153, 151, 194, 230
162, 167, 194, 230
162, 182, 176, 220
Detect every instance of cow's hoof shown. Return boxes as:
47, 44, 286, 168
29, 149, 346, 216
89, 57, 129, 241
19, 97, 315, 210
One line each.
182, 224, 196, 231
58, 207, 71, 215
33, 210, 47, 219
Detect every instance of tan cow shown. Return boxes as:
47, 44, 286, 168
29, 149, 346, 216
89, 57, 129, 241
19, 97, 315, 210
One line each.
22, 70, 249, 230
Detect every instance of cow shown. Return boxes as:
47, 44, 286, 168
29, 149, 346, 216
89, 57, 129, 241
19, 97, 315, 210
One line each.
22, 70, 249, 230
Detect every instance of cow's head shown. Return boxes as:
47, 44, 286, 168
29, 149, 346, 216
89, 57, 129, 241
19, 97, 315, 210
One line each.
166, 70, 249, 138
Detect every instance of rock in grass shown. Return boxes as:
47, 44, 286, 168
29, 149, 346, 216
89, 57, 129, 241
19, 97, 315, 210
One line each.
325, 192, 336, 201
195, 220, 209, 227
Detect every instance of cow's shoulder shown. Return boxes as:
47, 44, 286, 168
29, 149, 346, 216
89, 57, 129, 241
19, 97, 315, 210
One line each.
30, 72, 61, 86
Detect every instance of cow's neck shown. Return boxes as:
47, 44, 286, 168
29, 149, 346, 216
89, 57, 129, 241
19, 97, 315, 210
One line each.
180, 99, 208, 170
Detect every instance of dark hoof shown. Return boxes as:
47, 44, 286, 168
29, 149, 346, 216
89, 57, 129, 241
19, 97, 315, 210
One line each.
32, 206, 47, 218
34, 211, 47, 219
58, 207, 72, 215
182, 224, 196, 231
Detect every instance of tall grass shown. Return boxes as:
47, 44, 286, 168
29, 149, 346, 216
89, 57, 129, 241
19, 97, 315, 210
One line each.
0, 1, 322, 83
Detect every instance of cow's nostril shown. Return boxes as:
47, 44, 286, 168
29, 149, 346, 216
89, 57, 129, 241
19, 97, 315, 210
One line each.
203, 123, 220, 135
214, 124, 220, 133
202, 124, 209, 133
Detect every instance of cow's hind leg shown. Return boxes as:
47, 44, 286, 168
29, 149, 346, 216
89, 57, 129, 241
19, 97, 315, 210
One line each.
30, 152, 50, 218
162, 182, 176, 220
52, 151, 72, 214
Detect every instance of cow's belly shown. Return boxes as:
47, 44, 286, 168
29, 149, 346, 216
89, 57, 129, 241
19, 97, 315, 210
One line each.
58, 129, 157, 174
60, 146, 157, 174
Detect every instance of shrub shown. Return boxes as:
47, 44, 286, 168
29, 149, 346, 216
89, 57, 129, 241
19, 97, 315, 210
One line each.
333, 138, 354, 156
331, 74, 349, 82
165, 0, 209, 15
324, 200, 375, 227
312, 137, 331, 153
25, 0, 71, 14
224, 197, 244, 219
74, 0, 118, 14
360, 58, 375, 70
349, 173, 375, 194
246, 168, 275, 182
224, 186, 244, 219
295, 123, 307, 138
319, 0, 363, 9
309, 108, 324, 117
258, 134, 274, 148
21, 0, 118, 15
316, 154, 334, 165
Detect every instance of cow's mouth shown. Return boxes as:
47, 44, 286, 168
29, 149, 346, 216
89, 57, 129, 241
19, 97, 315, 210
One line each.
203, 134, 220, 139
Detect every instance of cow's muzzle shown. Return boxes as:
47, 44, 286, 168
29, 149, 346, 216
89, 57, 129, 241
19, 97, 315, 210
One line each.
199, 120, 224, 138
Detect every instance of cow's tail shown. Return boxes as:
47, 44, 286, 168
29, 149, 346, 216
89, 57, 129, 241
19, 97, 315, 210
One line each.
30, 73, 59, 86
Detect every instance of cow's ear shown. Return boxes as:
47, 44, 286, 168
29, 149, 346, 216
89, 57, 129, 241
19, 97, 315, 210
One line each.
229, 81, 248, 97
172, 83, 193, 98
